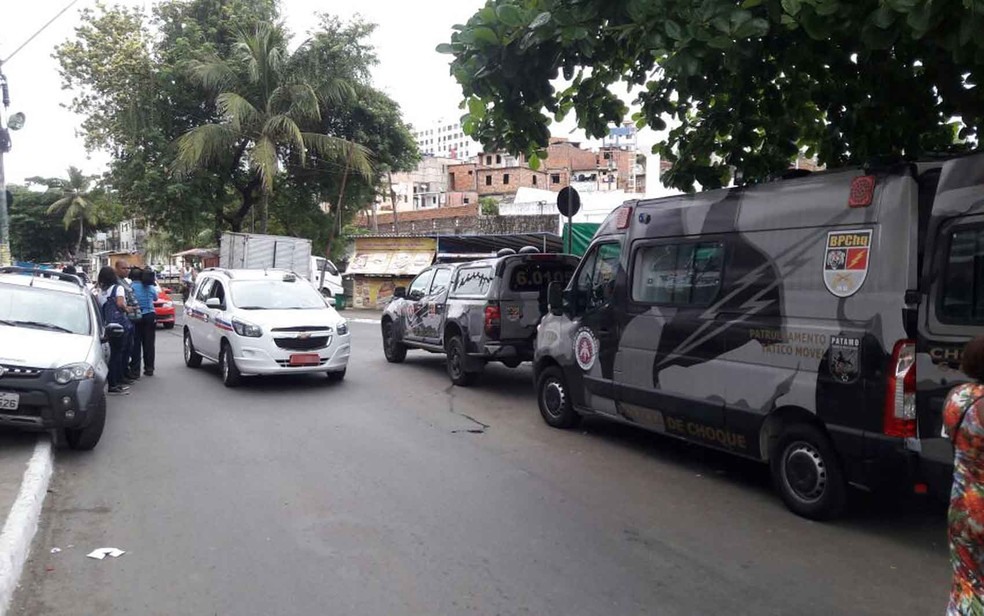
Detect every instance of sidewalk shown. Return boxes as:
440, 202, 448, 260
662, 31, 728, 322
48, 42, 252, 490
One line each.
338, 308, 381, 324
0, 433, 52, 616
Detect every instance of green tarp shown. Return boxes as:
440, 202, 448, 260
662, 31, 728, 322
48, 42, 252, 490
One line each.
561, 222, 600, 256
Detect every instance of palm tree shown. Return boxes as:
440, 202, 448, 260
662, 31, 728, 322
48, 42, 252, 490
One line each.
46, 167, 100, 257
174, 23, 372, 233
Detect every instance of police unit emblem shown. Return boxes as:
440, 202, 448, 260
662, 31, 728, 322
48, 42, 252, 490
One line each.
823, 230, 872, 298
574, 328, 599, 371
829, 336, 861, 383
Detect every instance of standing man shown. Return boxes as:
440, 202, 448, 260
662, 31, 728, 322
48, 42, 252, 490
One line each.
114, 260, 140, 382
181, 263, 193, 302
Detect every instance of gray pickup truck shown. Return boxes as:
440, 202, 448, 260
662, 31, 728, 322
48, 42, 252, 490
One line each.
381, 251, 579, 385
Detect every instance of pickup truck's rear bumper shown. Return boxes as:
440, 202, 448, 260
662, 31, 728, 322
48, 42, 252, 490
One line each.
471, 341, 535, 362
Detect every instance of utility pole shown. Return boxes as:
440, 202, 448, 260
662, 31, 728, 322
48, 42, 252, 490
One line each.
0, 72, 10, 267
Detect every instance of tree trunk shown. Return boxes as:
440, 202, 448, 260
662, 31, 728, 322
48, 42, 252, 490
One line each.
76, 218, 84, 257
325, 152, 353, 259
371, 200, 378, 233
389, 171, 399, 235
259, 192, 269, 234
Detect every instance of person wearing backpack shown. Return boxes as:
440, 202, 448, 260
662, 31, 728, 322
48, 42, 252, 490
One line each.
98, 266, 132, 394
115, 261, 142, 380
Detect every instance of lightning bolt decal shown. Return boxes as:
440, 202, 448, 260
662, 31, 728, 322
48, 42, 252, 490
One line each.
848, 251, 865, 269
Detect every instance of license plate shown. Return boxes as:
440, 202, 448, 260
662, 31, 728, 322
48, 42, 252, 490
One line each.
289, 353, 320, 366
0, 392, 20, 411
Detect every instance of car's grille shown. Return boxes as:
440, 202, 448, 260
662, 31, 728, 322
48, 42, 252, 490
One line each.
274, 337, 330, 351
274, 358, 329, 367
0, 365, 43, 379
271, 326, 332, 333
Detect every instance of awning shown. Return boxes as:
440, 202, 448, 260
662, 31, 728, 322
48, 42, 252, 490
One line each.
346, 251, 434, 276
172, 248, 218, 258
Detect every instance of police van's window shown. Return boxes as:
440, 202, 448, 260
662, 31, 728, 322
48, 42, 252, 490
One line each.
452, 267, 493, 297
940, 227, 984, 323
633, 242, 724, 305
576, 242, 621, 310
509, 261, 575, 292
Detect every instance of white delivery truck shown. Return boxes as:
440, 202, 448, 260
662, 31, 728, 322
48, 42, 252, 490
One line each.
219, 233, 343, 300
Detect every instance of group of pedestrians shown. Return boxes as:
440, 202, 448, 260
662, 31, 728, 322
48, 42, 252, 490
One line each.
95, 260, 159, 394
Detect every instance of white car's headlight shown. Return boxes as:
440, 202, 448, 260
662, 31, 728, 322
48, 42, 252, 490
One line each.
54, 363, 95, 384
232, 317, 263, 338
336, 321, 348, 336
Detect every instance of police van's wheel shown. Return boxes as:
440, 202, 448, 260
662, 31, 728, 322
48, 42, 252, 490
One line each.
184, 329, 202, 368
537, 366, 580, 429
382, 319, 407, 363
771, 424, 847, 520
220, 342, 242, 388
446, 336, 480, 386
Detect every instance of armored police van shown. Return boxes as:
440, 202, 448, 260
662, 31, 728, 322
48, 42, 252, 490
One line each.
534, 153, 984, 519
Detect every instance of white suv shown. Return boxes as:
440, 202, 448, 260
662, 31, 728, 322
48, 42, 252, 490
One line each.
183, 269, 350, 387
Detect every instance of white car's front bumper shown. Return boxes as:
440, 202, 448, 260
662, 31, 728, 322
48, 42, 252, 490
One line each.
232, 334, 351, 375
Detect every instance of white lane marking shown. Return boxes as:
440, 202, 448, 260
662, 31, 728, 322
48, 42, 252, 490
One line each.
347, 318, 381, 325
0, 438, 53, 616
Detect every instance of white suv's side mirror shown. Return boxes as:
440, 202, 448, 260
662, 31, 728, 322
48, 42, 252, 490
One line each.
205, 297, 222, 309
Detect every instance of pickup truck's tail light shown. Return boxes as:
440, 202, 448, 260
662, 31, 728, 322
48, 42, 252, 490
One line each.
884, 339, 917, 438
484, 303, 501, 339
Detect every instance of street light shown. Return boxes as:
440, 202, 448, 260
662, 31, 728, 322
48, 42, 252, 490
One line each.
0, 107, 25, 267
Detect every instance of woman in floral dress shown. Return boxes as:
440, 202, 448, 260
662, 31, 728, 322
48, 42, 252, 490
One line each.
943, 337, 984, 615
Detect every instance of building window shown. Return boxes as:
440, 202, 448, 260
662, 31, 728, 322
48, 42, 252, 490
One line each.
503, 173, 510, 185
468, 170, 473, 175
551, 174, 561, 184
485, 175, 492, 186
496, 155, 502, 164
532, 175, 537, 186
464, 197, 470, 204
486, 155, 492, 165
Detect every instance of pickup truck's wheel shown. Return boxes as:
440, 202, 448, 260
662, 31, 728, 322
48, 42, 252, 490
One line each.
537, 365, 580, 428
771, 423, 847, 520
382, 319, 407, 363
184, 328, 202, 368
220, 342, 243, 388
446, 335, 480, 386
64, 398, 106, 450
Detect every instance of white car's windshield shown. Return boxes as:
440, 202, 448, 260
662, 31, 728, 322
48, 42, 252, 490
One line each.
231, 279, 326, 310
0, 284, 91, 335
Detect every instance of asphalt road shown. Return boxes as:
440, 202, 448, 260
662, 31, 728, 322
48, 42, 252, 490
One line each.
12, 320, 951, 615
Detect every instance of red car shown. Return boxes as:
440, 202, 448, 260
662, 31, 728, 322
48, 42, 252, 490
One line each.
154, 287, 176, 329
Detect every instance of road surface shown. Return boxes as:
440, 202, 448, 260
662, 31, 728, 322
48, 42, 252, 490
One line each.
11, 320, 951, 615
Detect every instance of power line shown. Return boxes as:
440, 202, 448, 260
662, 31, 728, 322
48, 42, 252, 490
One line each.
1, 0, 81, 65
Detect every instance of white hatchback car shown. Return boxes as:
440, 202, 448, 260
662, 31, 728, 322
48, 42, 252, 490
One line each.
183, 269, 350, 387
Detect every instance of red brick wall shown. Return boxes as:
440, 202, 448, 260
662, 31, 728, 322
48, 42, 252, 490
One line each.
545, 141, 597, 172
368, 204, 479, 226
447, 191, 478, 207
448, 163, 477, 191
476, 167, 548, 196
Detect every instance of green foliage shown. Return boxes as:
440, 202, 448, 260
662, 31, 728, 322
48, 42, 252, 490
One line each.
479, 197, 499, 216
8, 185, 77, 262
55, 0, 415, 250
444, 0, 983, 191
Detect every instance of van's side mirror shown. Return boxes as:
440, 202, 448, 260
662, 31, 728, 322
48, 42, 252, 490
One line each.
547, 282, 564, 316
205, 297, 222, 309
394, 286, 407, 299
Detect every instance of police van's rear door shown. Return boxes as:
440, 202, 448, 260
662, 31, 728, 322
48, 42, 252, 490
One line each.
919, 154, 984, 494
498, 255, 578, 342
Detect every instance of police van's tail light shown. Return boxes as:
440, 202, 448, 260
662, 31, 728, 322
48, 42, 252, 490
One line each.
484, 303, 501, 339
884, 339, 917, 438
616, 206, 633, 229
849, 175, 876, 208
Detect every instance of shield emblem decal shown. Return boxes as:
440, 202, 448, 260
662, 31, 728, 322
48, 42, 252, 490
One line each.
823, 230, 872, 298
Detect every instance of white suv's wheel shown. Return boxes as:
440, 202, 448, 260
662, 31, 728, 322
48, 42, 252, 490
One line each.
184, 329, 202, 368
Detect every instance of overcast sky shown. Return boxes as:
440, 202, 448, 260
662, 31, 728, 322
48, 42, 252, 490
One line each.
1, 0, 656, 187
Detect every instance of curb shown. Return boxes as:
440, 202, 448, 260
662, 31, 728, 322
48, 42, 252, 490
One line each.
0, 438, 53, 616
